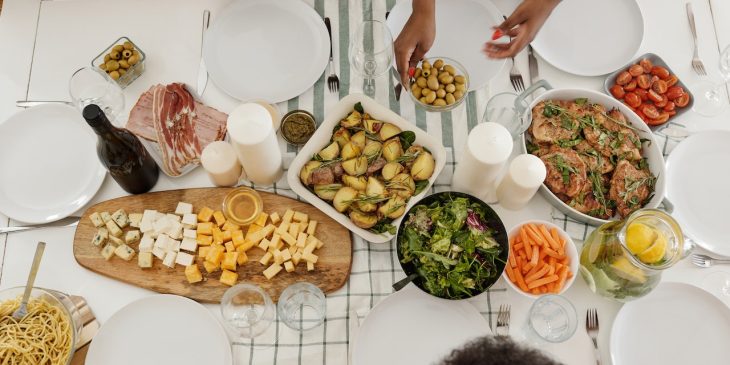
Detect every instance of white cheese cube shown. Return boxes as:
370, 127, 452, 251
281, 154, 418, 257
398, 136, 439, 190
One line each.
138, 252, 153, 268
153, 217, 171, 236
281, 249, 292, 262
169, 239, 181, 252
114, 244, 136, 261
139, 219, 154, 234
166, 213, 181, 223
142, 209, 158, 223
101, 244, 115, 260
180, 237, 198, 252
111, 209, 129, 228
128, 213, 143, 228
166, 221, 184, 240
105, 220, 123, 237
109, 235, 124, 246
139, 235, 154, 253
183, 229, 197, 239
181, 213, 197, 228
125, 230, 141, 244
89, 212, 104, 227
154, 234, 170, 251
155, 211, 166, 221
152, 246, 166, 260
162, 251, 177, 268
175, 202, 193, 215
175, 252, 194, 266
92, 229, 108, 247
101, 212, 112, 223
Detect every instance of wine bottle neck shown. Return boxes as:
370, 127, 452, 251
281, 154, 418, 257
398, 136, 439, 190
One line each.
82, 104, 117, 135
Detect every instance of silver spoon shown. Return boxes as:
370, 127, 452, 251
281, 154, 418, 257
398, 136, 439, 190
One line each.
12, 242, 46, 320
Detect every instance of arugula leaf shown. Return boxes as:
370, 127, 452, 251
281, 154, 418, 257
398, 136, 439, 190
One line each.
369, 220, 396, 235
414, 180, 429, 195
396, 131, 416, 150
412, 251, 458, 266
575, 97, 589, 106
354, 102, 364, 114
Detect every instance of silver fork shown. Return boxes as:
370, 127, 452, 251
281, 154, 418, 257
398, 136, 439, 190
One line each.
495, 304, 511, 336
586, 308, 602, 365
691, 253, 730, 268
686, 3, 707, 75
324, 17, 339, 93
502, 15, 524, 92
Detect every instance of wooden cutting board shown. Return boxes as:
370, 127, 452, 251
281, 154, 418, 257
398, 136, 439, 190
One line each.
73, 188, 352, 302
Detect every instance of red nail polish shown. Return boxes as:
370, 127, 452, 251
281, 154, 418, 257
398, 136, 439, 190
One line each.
491, 29, 504, 40
408, 66, 415, 77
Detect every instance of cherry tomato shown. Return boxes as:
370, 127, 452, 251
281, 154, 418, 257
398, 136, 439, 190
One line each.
652, 79, 668, 94
655, 94, 668, 108
639, 59, 653, 73
651, 75, 660, 83
663, 101, 676, 111
635, 88, 648, 101
629, 64, 644, 77
674, 93, 690, 107
651, 65, 670, 80
609, 85, 625, 99
665, 86, 685, 100
624, 92, 641, 108
668, 110, 677, 116
616, 71, 632, 85
665, 75, 679, 87
634, 108, 646, 120
624, 80, 637, 91
641, 104, 660, 119
646, 112, 670, 126
647, 89, 663, 103
636, 74, 651, 89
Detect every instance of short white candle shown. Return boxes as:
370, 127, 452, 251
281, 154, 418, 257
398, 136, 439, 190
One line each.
201, 141, 242, 187
497, 154, 546, 210
451, 122, 513, 200
227, 103, 283, 186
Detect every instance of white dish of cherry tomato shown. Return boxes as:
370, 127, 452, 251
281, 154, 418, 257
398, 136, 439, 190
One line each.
604, 53, 693, 128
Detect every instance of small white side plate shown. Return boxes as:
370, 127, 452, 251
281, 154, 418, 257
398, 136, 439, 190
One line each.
86, 295, 232, 365
0, 104, 105, 224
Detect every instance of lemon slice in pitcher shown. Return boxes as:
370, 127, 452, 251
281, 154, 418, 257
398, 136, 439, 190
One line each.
625, 222, 656, 255
638, 233, 667, 264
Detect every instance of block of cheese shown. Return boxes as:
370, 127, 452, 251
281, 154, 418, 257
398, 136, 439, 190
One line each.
183, 229, 197, 239
166, 221, 184, 240
213, 211, 226, 227
284, 261, 295, 273
259, 252, 273, 266
220, 270, 238, 286
152, 246, 166, 260
197, 222, 214, 235
138, 252, 153, 268
109, 235, 124, 246
292, 252, 302, 266
197, 206, 214, 223
129, 213, 143, 228
175, 202, 193, 215
222, 221, 241, 232
269, 212, 281, 225
279, 231, 297, 246
293, 211, 308, 223
111, 209, 129, 228
281, 248, 292, 262
273, 249, 283, 265
139, 219, 153, 234
154, 235, 170, 251
196, 235, 213, 246
114, 244, 136, 261
163, 251, 177, 268
276, 222, 290, 235
92, 229, 108, 247
181, 213, 197, 229
282, 209, 294, 224
105, 220, 123, 237
175, 252, 195, 267
101, 244, 115, 260
247, 224, 275, 244
185, 264, 203, 283
302, 252, 318, 264
165, 213, 181, 223
289, 223, 301, 238
263, 263, 283, 279
89, 212, 104, 227
198, 246, 211, 258
236, 251, 249, 265
231, 230, 245, 247
101, 211, 112, 223
125, 230, 140, 244
307, 261, 315, 271
180, 237, 198, 252
152, 218, 171, 237
224, 241, 236, 253
203, 260, 220, 273
169, 239, 181, 252
296, 232, 308, 248
254, 212, 268, 227
258, 238, 270, 251
139, 234, 154, 253
306, 221, 318, 235
221, 252, 238, 271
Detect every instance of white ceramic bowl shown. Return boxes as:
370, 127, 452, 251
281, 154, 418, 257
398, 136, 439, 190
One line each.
287, 93, 447, 243
502, 220, 579, 299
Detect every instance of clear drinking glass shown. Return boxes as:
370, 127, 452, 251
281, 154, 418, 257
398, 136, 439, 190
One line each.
691, 44, 730, 117
69, 67, 125, 122
277, 282, 326, 331
482, 92, 529, 139
349, 20, 394, 96
221, 283, 276, 339
525, 295, 577, 343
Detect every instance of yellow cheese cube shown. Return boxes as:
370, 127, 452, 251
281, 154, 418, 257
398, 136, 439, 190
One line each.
221, 252, 238, 271
281, 248, 292, 262
254, 212, 269, 227
289, 246, 298, 255
247, 224, 276, 244
235, 250, 249, 265
293, 211, 308, 223
196, 235, 213, 246
275, 240, 285, 251
203, 260, 220, 273
280, 231, 297, 246
198, 246, 211, 258
212, 226, 224, 245
269, 234, 281, 249
220, 270, 238, 286
197, 222, 214, 235
232, 230, 245, 247
205, 245, 225, 265
307, 221, 318, 235
259, 252, 273, 266
198, 207, 214, 223
258, 238, 271, 251
213, 211, 227, 227
239, 240, 255, 252
284, 261, 295, 273
300, 222, 308, 233
292, 252, 302, 266
307, 261, 315, 271
222, 230, 233, 243
273, 249, 283, 265
269, 212, 281, 225
263, 263, 283, 280
289, 223, 300, 238
225, 241, 236, 253
282, 209, 294, 224
276, 222, 290, 235
246, 224, 264, 238
302, 252, 318, 264
222, 221, 240, 232
297, 233, 308, 248
185, 264, 203, 283
315, 238, 325, 250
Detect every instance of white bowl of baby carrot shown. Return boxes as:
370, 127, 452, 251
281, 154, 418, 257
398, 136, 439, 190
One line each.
503, 220, 578, 298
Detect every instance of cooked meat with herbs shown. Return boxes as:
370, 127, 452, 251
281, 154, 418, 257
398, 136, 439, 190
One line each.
540, 147, 587, 198
529, 101, 582, 144
575, 141, 615, 174
609, 160, 655, 218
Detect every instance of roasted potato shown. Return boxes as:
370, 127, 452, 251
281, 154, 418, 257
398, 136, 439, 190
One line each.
410, 151, 436, 181
349, 210, 378, 229
341, 110, 362, 128
318, 141, 340, 161
379, 196, 406, 219
299, 161, 322, 185
364, 118, 383, 134
365, 177, 386, 198
357, 196, 379, 213
362, 140, 382, 159
333, 187, 358, 212
379, 123, 402, 141
341, 142, 361, 160
381, 162, 404, 180
341, 156, 368, 176
382, 138, 404, 162
350, 131, 366, 149
388, 173, 415, 198
342, 175, 367, 191
314, 184, 342, 201
333, 127, 351, 147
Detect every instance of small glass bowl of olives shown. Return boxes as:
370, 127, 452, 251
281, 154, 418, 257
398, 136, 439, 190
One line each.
407, 57, 469, 112
92, 36, 146, 88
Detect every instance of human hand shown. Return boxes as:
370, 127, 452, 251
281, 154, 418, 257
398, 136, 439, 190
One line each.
484, 0, 560, 59
394, 0, 436, 87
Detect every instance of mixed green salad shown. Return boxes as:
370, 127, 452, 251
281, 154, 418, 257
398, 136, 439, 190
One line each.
398, 194, 506, 299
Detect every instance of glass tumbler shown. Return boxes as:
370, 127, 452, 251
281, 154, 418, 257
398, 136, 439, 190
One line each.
69, 67, 125, 122
277, 282, 326, 331
221, 283, 276, 339
525, 294, 577, 343
482, 92, 529, 139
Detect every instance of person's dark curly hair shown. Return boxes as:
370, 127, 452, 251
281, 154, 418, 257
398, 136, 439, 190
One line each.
440, 336, 562, 365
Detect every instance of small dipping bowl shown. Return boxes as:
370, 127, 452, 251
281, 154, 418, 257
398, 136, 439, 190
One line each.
280, 110, 316, 146
222, 187, 263, 226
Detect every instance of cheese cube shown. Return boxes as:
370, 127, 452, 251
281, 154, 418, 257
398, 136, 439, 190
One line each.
306, 221, 318, 235
275, 239, 285, 251
221, 252, 238, 271
175, 202, 193, 216
269, 212, 281, 225
222, 221, 241, 232
247, 224, 275, 244
222, 230, 232, 243
138, 252, 153, 268
180, 237, 198, 252
105, 220, 123, 237
198, 246, 211, 258
289, 246, 298, 255
269, 234, 281, 249
254, 212, 268, 227
89, 212, 104, 227
246, 224, 264, 239
212, 226, 224, 245
175, 252, 195, 267
129, 213, 143, 228
282, 209, 294, 224
163, 251, 177, 268
235, 250, 249, 265
167, 221, 184, 240
304, 236, 319, 254
196, 235, 213, 246
197, 222, 214, 235
101, 211, 112, 223
114, 244, 136, 261
111, 209, 129, 228
92, 229, 108, 247
258, 238, 271, 251
263, 263, 283, 280
203, 260, 220, 273
153, 218, 172, 236
185, 264, 203, 283
307, 261, 315, 271
292, 252, 302, 266
183, 229, 197, 239
125, 230, 141, 244
220, 270, 238, 286
225, 241, 236, 253
198, 207, 214, 223
142, 209, 157, 223
284, 261, 295, 273
239, 240, 255, 252
101, 244, 115, 260
276, 222, 290, 235
205, 245, 225, 265
213, 211, 226, 227
165, 213, 181, 223
273, 249, 283, 265
154, 235, 170, 251
293, 211, 308, 223
289, 223, 301, 238
152, 246, 167, 260
169, 239, 181, 252
259, 252, 273, 266
299, 222, 308, 233
297, 233, 308, 248
109, 235, 124, 246
139, 219, 153, 234
302, 252, 318, 264
281, 248, 292, 262
232, 230, 245, 247
181, 213, 197, 228
280, 231, 297, 246
139, 234, 154, 253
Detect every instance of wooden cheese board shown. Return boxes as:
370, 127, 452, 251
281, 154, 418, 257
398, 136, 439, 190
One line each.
73, 188, 352, 302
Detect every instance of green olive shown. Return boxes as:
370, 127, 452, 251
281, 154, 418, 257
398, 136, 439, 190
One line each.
443, 64, 456, 76
455, 83, 466, 92
419, 96, 427, 104
433, 98, 447, 107
436, 89, 446, 98
112, 45, 124, 53
421, 69, 431, 78
122, 50, 133, 59
99, 63, 108, 71
128, 55, 139, 65
421, 60, 431, 69
445, 83, 456, 93
411, 85, 422, 99
433, 59, 444, 69
438, 73, 454, 84
104, 54, 111, 63
413, 68, 422, 79
421, 88, 431, 96
416, 77, 427, 88
123, 41, 134, 50
118, 68, 126, 76
453, 90, 464, 100
109, 70, 120, 80
119, 60, 130, 69
427, 75, 439, 91
454, 75, 466, 84
430, 68, 439, 79
105, 60, 120, 71
110, 51, 121, 60
446, 93, 456, 105
425, 91, 437, 104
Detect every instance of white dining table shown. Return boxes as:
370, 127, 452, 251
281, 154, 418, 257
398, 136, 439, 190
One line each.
0, 0, 729, 364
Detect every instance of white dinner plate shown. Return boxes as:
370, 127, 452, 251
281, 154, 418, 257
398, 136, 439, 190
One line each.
0, 104, 105, 224
86, 295, 232, 365
351, 286, 490, 365
386, 0, 507, 91
665, 131, 729, 256
203, 0, 329, 103
531, 0, 644, 76
610, 282, 730, 365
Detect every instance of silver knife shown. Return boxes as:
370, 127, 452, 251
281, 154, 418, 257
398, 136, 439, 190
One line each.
16, 100, 73, 108
527, 45, 538, 84
0, 217, 79, 235
196, 10, 211, 97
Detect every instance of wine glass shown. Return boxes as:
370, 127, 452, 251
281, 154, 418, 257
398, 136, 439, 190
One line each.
221, 283, 276, 341
69, 67, 125, 122
691, 44, 730, 117
349, 20, 394, 96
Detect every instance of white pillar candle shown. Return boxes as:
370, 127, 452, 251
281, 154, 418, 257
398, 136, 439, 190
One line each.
227, 103, 283, 186
496, 154, 547, 210
451, 122, 513, 202
201, 141, 242, 187
254, 101, 281, 130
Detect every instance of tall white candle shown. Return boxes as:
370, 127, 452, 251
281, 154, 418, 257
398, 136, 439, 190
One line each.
496, 154, 547, 210
201, 141, 242, 187
227, 103, 283, 186
451, 122, 513, 201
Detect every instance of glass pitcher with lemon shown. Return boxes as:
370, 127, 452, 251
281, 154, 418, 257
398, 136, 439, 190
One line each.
579, 209, 689, 302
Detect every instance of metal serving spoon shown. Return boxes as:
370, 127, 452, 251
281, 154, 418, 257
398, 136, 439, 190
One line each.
13, 242, 46, 320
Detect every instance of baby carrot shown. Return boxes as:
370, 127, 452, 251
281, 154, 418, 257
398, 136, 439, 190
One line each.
530, 245, 539, 267
527, 275, 559, 289
539, 224, 561, 252
513, 268, 529, 292
520, 227, 533, 258
525, 264, 550, 283
509, 247, 517, 268
505, 263, 516, 282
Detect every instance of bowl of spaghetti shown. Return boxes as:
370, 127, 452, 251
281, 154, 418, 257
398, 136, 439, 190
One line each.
0, 287, 83, 364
